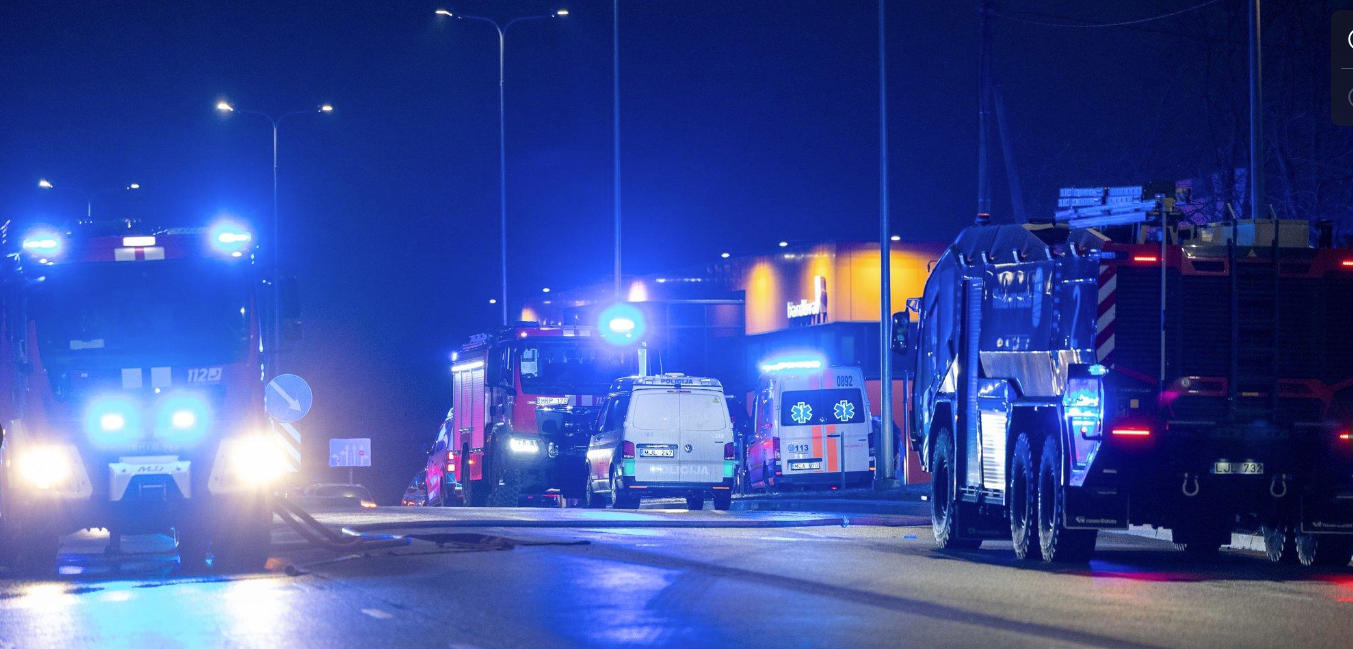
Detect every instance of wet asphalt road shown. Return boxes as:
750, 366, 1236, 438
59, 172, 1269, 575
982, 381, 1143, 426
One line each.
2, 507, 1352, 649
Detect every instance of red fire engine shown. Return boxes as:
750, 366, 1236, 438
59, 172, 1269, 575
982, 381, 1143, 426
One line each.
0, 220, 292, 575
448, 323, 643, 506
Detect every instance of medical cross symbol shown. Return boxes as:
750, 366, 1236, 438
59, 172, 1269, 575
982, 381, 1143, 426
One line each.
833, 400, 855, 422
790, 401, 813, 424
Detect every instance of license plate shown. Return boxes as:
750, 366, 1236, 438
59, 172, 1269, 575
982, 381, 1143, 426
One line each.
789, 460, 821, 471
640, 447, 675, 458
1212, 461, 1263, 475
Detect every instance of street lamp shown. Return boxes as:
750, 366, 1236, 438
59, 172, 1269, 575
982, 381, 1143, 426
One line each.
38, 178, 140, 220
435, 7, 568, 326
216, 99, 333, 376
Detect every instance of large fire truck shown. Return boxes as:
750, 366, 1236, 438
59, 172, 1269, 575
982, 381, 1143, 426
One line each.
0, 220, 292, 576
449, 323, 642, 507
896, 191, 1353, 565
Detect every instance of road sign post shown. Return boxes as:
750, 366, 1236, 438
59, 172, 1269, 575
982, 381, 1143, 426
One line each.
266, 374, 313, 472
329, 438, 372, 485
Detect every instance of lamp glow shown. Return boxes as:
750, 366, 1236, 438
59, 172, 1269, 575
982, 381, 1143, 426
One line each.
216, 101, 234, 112
37, 179, 53, 189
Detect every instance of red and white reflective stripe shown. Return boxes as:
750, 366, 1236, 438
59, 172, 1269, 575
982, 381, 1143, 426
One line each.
1096, 263, 1117, 364
113, 246, 165, 261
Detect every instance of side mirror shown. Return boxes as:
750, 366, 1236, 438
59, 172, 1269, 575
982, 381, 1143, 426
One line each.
280, 276, 303, 343
890, 312, 910, 355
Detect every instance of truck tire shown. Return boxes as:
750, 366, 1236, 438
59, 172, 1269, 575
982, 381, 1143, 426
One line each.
1262, 524, 1299, 564
1036, 431, 1096, 563
1009, 432, 1041, 561
487, 466, 521, 508
685, 494, 705, 511
463, 450, 488, 507
1296, 533, 1353, 568
713, 490, 732, 511
931, 428, 980, 550
209, 497, 273, 574
0, 527, 59, 578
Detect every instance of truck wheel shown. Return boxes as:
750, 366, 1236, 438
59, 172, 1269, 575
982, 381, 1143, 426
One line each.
713, 490, 732, 511
0, 527, 59, 578
175, 524, 211, 574
1262, 525, 1299, 564
1009, 432, 1041, 560
931, 428, 980, 550
487, 466, 521, 508
1036, 431, 1096, 563
1296, 533, 1353, 568
685, 494, 705, 511
209, 497, 273, 574
463, 452, 488, 507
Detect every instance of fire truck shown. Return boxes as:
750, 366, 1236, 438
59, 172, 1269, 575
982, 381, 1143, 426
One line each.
896, 191, 1353, 565
0, 220, 292, 576
449, 323, 643, 507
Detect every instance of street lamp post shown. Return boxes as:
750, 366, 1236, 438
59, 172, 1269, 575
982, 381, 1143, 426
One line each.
217, 100, 333, 376
436, 8, 568, 326
38, 179, 141, 221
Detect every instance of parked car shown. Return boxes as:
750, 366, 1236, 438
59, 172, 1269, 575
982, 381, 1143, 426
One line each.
401, 473, 428, 506
289, 483, 378, 510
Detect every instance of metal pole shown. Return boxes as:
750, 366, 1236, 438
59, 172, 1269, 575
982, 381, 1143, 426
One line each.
1247, 0, 1264, 220
272, 121, 281, 378
975, 0, 992, 221
498, 27, 509, 326
876, 0, 899, 489
613, 0, 622, 302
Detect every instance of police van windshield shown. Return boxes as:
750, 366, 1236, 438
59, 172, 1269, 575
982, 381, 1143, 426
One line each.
30, 260, 250, 369
516, 340, 637, 395
780, 389, 866, 427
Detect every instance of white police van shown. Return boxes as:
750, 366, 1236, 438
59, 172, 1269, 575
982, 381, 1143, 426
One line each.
584, 374, 736, 510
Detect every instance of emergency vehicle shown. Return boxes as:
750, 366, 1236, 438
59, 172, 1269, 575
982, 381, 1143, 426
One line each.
746, 361, 874, 491
424, 408, 463, 506
0, 220, 290, 576
584, 374, 736, 510
449, 323, 641, 507
897, 192, 1353, 564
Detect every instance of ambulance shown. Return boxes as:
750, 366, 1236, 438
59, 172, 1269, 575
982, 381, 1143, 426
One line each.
746, 360, 874, 490
583, 374, 736, 510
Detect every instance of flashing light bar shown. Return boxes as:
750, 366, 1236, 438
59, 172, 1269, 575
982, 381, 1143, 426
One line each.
123, 236, 156, 247
451, 360, 485, 374
1111, 427, 1151, 437
1342, 260, 1353, 268
760, 359, 823, 373
1340, 431, 1351, 441
626, 374, 721, 388
1131, 255, 1158, 263
21, 233, 61, 253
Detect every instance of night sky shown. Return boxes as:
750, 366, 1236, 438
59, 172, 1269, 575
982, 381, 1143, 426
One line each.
2, 0, 1346, 500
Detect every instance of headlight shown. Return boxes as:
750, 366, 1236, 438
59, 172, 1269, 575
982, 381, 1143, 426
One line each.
17, 446, 72, 490
508, 437, 540, 454
230, 435, 289, 485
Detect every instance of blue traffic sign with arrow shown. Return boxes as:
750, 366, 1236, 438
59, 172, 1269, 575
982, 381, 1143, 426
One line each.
266, 374, 313, 423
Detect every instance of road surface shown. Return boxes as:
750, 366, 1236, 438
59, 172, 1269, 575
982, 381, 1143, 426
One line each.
1, 507, 1351, 649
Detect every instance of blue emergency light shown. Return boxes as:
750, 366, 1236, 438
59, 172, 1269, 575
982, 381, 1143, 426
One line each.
759, 354, 825, 373
209, 222, 253, 255
21, 230, 63, 256
598, 303, 646, 346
